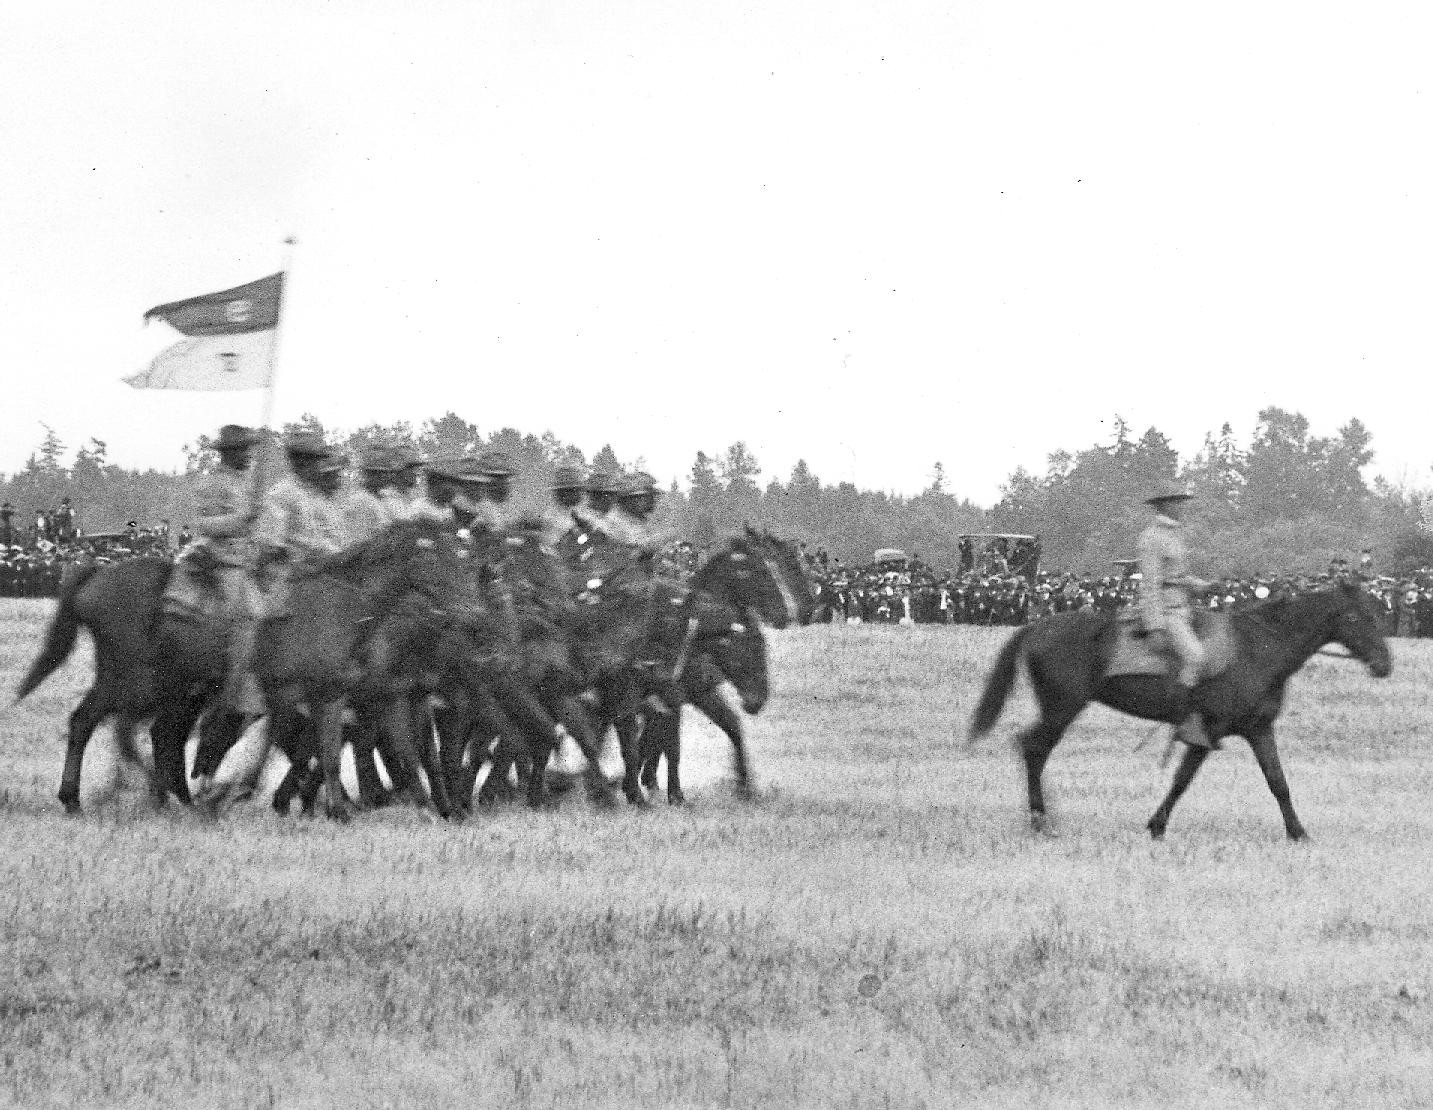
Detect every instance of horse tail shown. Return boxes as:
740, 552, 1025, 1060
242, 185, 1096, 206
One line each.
970, 624, 1030, 739
15, 562, 99, 702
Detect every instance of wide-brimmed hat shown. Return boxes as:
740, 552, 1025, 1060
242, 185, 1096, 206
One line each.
316, 452, 347, 475
620, 471, 659, 497
552, 465, 587, 491
283, 430, 330, 458
215, 424, 262, 451
426, 455, 490, 485
586, 470, 623, 495
477, 449, 517, 477
1146, 480, 1193, 505
361, 445, 409, 473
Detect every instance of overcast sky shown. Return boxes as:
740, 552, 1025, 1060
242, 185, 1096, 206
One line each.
3, 1, 1429, 504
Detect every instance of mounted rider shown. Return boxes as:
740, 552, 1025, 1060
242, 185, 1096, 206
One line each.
340, 444, 418, 542
1136, 480, 1216, 749
470, 449, 517, 534
574, 470, 625, 541
183, 423, 264, 713
254, 430, 347, 596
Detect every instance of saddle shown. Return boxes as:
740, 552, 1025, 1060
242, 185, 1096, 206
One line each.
1105, 608, 1234, 682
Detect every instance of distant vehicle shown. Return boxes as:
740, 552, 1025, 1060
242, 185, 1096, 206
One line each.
1112, 559, 1139, 578
873, 548, 910, 570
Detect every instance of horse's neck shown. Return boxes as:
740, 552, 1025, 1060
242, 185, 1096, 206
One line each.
1239, 595, 1333, 684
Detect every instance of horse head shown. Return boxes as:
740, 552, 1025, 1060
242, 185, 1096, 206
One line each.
694, 536, 795, 628
1333, 579, 1394, 678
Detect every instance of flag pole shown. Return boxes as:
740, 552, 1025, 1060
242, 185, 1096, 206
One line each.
251, 236, 297, 497
257, 235, 297, 439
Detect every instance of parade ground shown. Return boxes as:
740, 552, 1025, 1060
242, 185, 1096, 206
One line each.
1, 600, 1430, 1108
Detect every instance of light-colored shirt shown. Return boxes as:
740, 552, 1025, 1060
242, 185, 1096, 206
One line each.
1136, 514, 1194, 630
255, 475, 345, 563
193, 464, 254, 565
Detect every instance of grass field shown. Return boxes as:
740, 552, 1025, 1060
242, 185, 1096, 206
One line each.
1, 599, 1430, 1109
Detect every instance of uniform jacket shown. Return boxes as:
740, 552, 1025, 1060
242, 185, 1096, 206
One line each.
255, 476, 345, 564
193, 464, 255, 565
338, 487, 389, 546
1136, 514, 1195, 630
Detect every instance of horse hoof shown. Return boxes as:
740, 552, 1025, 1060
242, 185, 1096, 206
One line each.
60, 800, 82, 817
1030, 813, 1057, 838
667, 791, 686, 807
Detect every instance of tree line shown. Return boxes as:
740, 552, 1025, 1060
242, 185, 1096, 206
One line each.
3, 407, 1430, 576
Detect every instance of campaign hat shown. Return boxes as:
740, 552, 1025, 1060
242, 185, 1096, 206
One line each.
586, 470, 624, 495
283, 430, 330, 458
477, 449, 517, 477
552, 465, 587, 491
216, 424, 262, 451
1145, 479, 1193, 505
620, 471, 659, 497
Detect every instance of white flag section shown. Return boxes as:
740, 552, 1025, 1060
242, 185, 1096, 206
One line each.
125, 271, 284, 392
125, 326, 276, 390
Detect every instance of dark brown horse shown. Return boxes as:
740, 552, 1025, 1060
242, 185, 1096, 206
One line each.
15, 557, 251, 812
970, 581, 1392, 839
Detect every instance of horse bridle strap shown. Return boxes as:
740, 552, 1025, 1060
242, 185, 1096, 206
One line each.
761, 554, 799, 626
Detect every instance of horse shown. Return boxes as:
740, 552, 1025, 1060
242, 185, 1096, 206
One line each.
14, 556, 251, 813
969, 580, 1392, 840
582, 529, 813, 804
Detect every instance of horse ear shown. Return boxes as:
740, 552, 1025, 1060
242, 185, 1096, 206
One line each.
744, 524, 758, 539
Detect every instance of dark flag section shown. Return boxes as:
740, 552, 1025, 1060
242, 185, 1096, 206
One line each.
126, 271, 285, 391
142, 272, 284, 335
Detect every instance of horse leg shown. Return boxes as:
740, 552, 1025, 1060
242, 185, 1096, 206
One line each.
612, 713, 649, 806
645, 708, 683, 801
269, 758, 308, 815
638, 708, 677, 797
1246, 727, 1307, 841
149, 707, 189, 806
58, 687, 109, 814
1016, 715, 1076, 836
108, 715, 165, 809
315, 698, 354, 822
431, 698, 471, 813
348, 712, 389, 809
391, 695, 451, 819
690, 685, 752, 800
1145, 745, 1211, 840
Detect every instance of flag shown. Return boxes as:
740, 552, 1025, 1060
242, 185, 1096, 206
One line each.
125, 271, 284, 390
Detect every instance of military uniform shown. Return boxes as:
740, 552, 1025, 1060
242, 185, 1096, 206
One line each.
1136, 512, 1204, 686
188, 425, 263, 713
1136, 481, 1215, 750
338, 485, 390, 545
256, 474, 345, 568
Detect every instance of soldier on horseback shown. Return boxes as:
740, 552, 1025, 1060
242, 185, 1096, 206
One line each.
255, 431, 346, 588
1137, 480, 1215, 749
537, 464, 581, 544
470, 450, 517, 533
188, 423, 265, 713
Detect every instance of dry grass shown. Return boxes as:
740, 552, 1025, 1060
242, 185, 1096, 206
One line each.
1, 600, 1430, 1108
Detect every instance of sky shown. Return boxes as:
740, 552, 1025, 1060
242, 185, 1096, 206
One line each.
3, 1, 1430, 505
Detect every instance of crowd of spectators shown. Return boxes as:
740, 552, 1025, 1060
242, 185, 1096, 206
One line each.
803, 545, 1433, 639
0, 498, 176, 597
4, 495, 1433, 638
